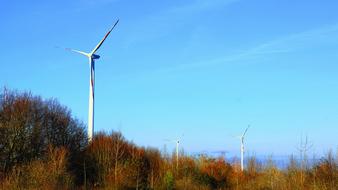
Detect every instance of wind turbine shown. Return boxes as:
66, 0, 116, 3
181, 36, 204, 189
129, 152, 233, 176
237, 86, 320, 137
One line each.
236, 125, 250, 171
165, 134, 184, 171
67, 20, 119, 142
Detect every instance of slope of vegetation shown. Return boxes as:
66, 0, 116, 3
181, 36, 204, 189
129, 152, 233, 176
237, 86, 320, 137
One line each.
0, 88, 337, 190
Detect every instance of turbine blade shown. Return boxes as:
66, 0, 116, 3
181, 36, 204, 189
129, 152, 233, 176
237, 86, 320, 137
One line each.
242, 125, 250, 137
90, 19, 119, 55
231, 135, 241, 139
66, 48, 89, 57
164, 139, 177, 143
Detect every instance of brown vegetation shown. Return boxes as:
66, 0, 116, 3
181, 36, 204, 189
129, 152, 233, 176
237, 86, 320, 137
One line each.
0, 89, 337, 189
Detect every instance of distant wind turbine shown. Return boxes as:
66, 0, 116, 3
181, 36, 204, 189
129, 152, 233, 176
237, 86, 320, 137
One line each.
236, 125, 250, 171
67, 20, 119, 142
165, 134, 184, 171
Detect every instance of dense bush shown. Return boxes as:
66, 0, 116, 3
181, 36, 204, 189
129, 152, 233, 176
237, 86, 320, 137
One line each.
1, 146, 72, 189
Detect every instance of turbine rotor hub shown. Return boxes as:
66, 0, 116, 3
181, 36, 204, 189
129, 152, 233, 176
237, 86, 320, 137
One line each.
91, 54, 100, 59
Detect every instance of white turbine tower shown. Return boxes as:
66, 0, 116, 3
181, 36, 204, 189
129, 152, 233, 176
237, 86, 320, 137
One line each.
174, 139, 179, 170
67, 20, 119, 142
237, 125, 250, 171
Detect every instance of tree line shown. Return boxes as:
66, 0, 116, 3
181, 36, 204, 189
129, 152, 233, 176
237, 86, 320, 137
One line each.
0, 88, 337, 189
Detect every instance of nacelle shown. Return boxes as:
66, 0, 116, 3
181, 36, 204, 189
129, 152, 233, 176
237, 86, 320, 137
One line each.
92, 54, 100, 59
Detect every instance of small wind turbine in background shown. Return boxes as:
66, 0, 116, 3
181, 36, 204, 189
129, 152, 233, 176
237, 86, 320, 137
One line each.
66, 20, 119, 143
165, 134, 184, 171
236, 125, 250, 171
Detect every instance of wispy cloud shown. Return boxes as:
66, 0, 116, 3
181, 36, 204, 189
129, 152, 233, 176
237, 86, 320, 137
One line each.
169, 0, 240, 15
116, 22, 338, 81
124, 0, 240, 47
171, 23, 338, 71
248, 23, 338, 55
77, 0, 120, 7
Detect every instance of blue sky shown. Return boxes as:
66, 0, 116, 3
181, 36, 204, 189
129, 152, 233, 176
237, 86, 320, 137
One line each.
1, 0, 338, 157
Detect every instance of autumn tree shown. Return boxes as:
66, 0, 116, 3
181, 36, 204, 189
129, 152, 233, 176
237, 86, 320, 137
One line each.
85, 131, 132, 188
145, 148, 163, 189
0, 88, 86, 176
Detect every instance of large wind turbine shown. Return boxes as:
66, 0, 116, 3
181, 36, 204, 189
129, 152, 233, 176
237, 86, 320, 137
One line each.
67, 20, 119, 142
237, 125, 250, 171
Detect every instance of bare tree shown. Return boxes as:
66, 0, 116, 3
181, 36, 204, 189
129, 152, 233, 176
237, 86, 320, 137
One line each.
297, 135, 313, 188
111, 131, 126, 188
